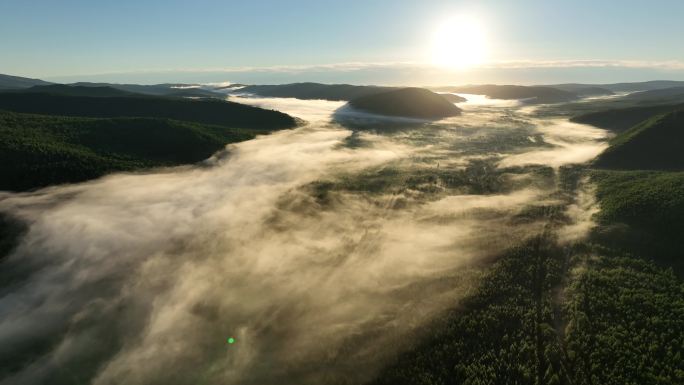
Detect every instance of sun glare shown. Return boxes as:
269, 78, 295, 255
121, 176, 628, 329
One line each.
430, 16, 487, 69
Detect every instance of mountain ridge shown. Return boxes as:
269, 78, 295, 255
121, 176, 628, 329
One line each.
594, 109, 684, 170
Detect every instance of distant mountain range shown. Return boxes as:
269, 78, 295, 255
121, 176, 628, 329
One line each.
18, 84, 136, 97
237, 82, 465, 103
0, 74, 226, 98
238, 82, 397, 101
566, 86, 614, 97
237, 82, 466, 119
439, 81, 684, 103
0, 74, 52, 90
0, 89, 296, 130
623, 86, 684, 102
69, 82, 225, 98
572, 103, 684, 132
440, 84, 581, 103
0, 75, 299, 191
546, 80, 684, 93
238, 81, 684, 104
4, 73, 684, 103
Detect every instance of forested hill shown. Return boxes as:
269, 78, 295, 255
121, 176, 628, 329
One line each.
624, 86, 684, 103
584, 101, 684, 278
239, 82, 463, 102
239, 82, 397, 101
20, 84, 136, 97
543, 80, 684, 93
0, 85, 299, 191
594, 109, 684, 170
348, 87, 462, 119
70, 82, 226, 98
0, 91, 297, 131
571, 103, 683, 132
0, 73, 52, 89
0, 111, 258, 191
443, 84, 579, 103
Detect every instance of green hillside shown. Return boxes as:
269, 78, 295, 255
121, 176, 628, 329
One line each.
0, 73, 52, 90
239, 82, 466, 104
446, 84, 579, 103
0, 110, 256, 191
594, 109, 684, 170
583, 106, 684, 272
579, 104, 684, 273
439, 93, 468, 103
0, 91, 297, 130
544, 80, 684, 93
70, 82, 224, 98
591, 170, 684, 274
239, 82, 396, 101
571, 103, 682, 132
25, 83, 223, 99
348, 87, 462, 119
570, 86, 614, 96
371, 235, 684, 385
22, 84, 136, 97
625, 86, 684, 104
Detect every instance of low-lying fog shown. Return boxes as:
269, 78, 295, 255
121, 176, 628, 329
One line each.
0, 94, 608, 385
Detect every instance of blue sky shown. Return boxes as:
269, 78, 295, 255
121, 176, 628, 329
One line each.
2, 0, 683, 85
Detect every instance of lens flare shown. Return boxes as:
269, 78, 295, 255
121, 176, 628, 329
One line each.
430, 16, 487, 69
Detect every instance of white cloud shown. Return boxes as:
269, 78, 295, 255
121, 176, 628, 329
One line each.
77, 59, 684, 76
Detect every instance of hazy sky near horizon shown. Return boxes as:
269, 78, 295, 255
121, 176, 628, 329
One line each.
2, 0, 684, 85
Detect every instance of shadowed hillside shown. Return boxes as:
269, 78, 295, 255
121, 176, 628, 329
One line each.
0, 110, 257, 191
569, 86, 614, 96
0, 73, 52, 90
21, 84, 136, 97
623, 86, 684, 104
239, 82, 396, 101
439, 93, 468, 103
240, 82, 467, 104
348, 87, 462, 119
584, 106, 684, 274
594, 109, 684, 170
0, 91, 298, 130
70, 82, 225, 98
571, 103, 683, 132
445, 84, 579, 103
545, 80, 684, 93
591, 170, 684, 274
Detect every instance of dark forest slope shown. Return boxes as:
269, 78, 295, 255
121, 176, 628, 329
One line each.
70, 82, 224, 98
447, 85, 579, 103
348, 87, 462, 119
0, 91, 297, 130
594, 110, 684, 170
21, 84, 136, 97
239, 82, 396, 101
0, 110, 257, 191
571, 103, 683, 132
0, 74, 52, 90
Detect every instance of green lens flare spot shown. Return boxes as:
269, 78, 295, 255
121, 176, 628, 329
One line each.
227, 337, 235, 344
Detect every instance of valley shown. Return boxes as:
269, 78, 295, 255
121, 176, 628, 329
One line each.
0, 77, 683, 385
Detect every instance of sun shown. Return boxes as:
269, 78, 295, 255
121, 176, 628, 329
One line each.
430, 16, 487, 69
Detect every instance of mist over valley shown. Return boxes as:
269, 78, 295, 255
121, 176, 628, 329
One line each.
2, 1, 684, 384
